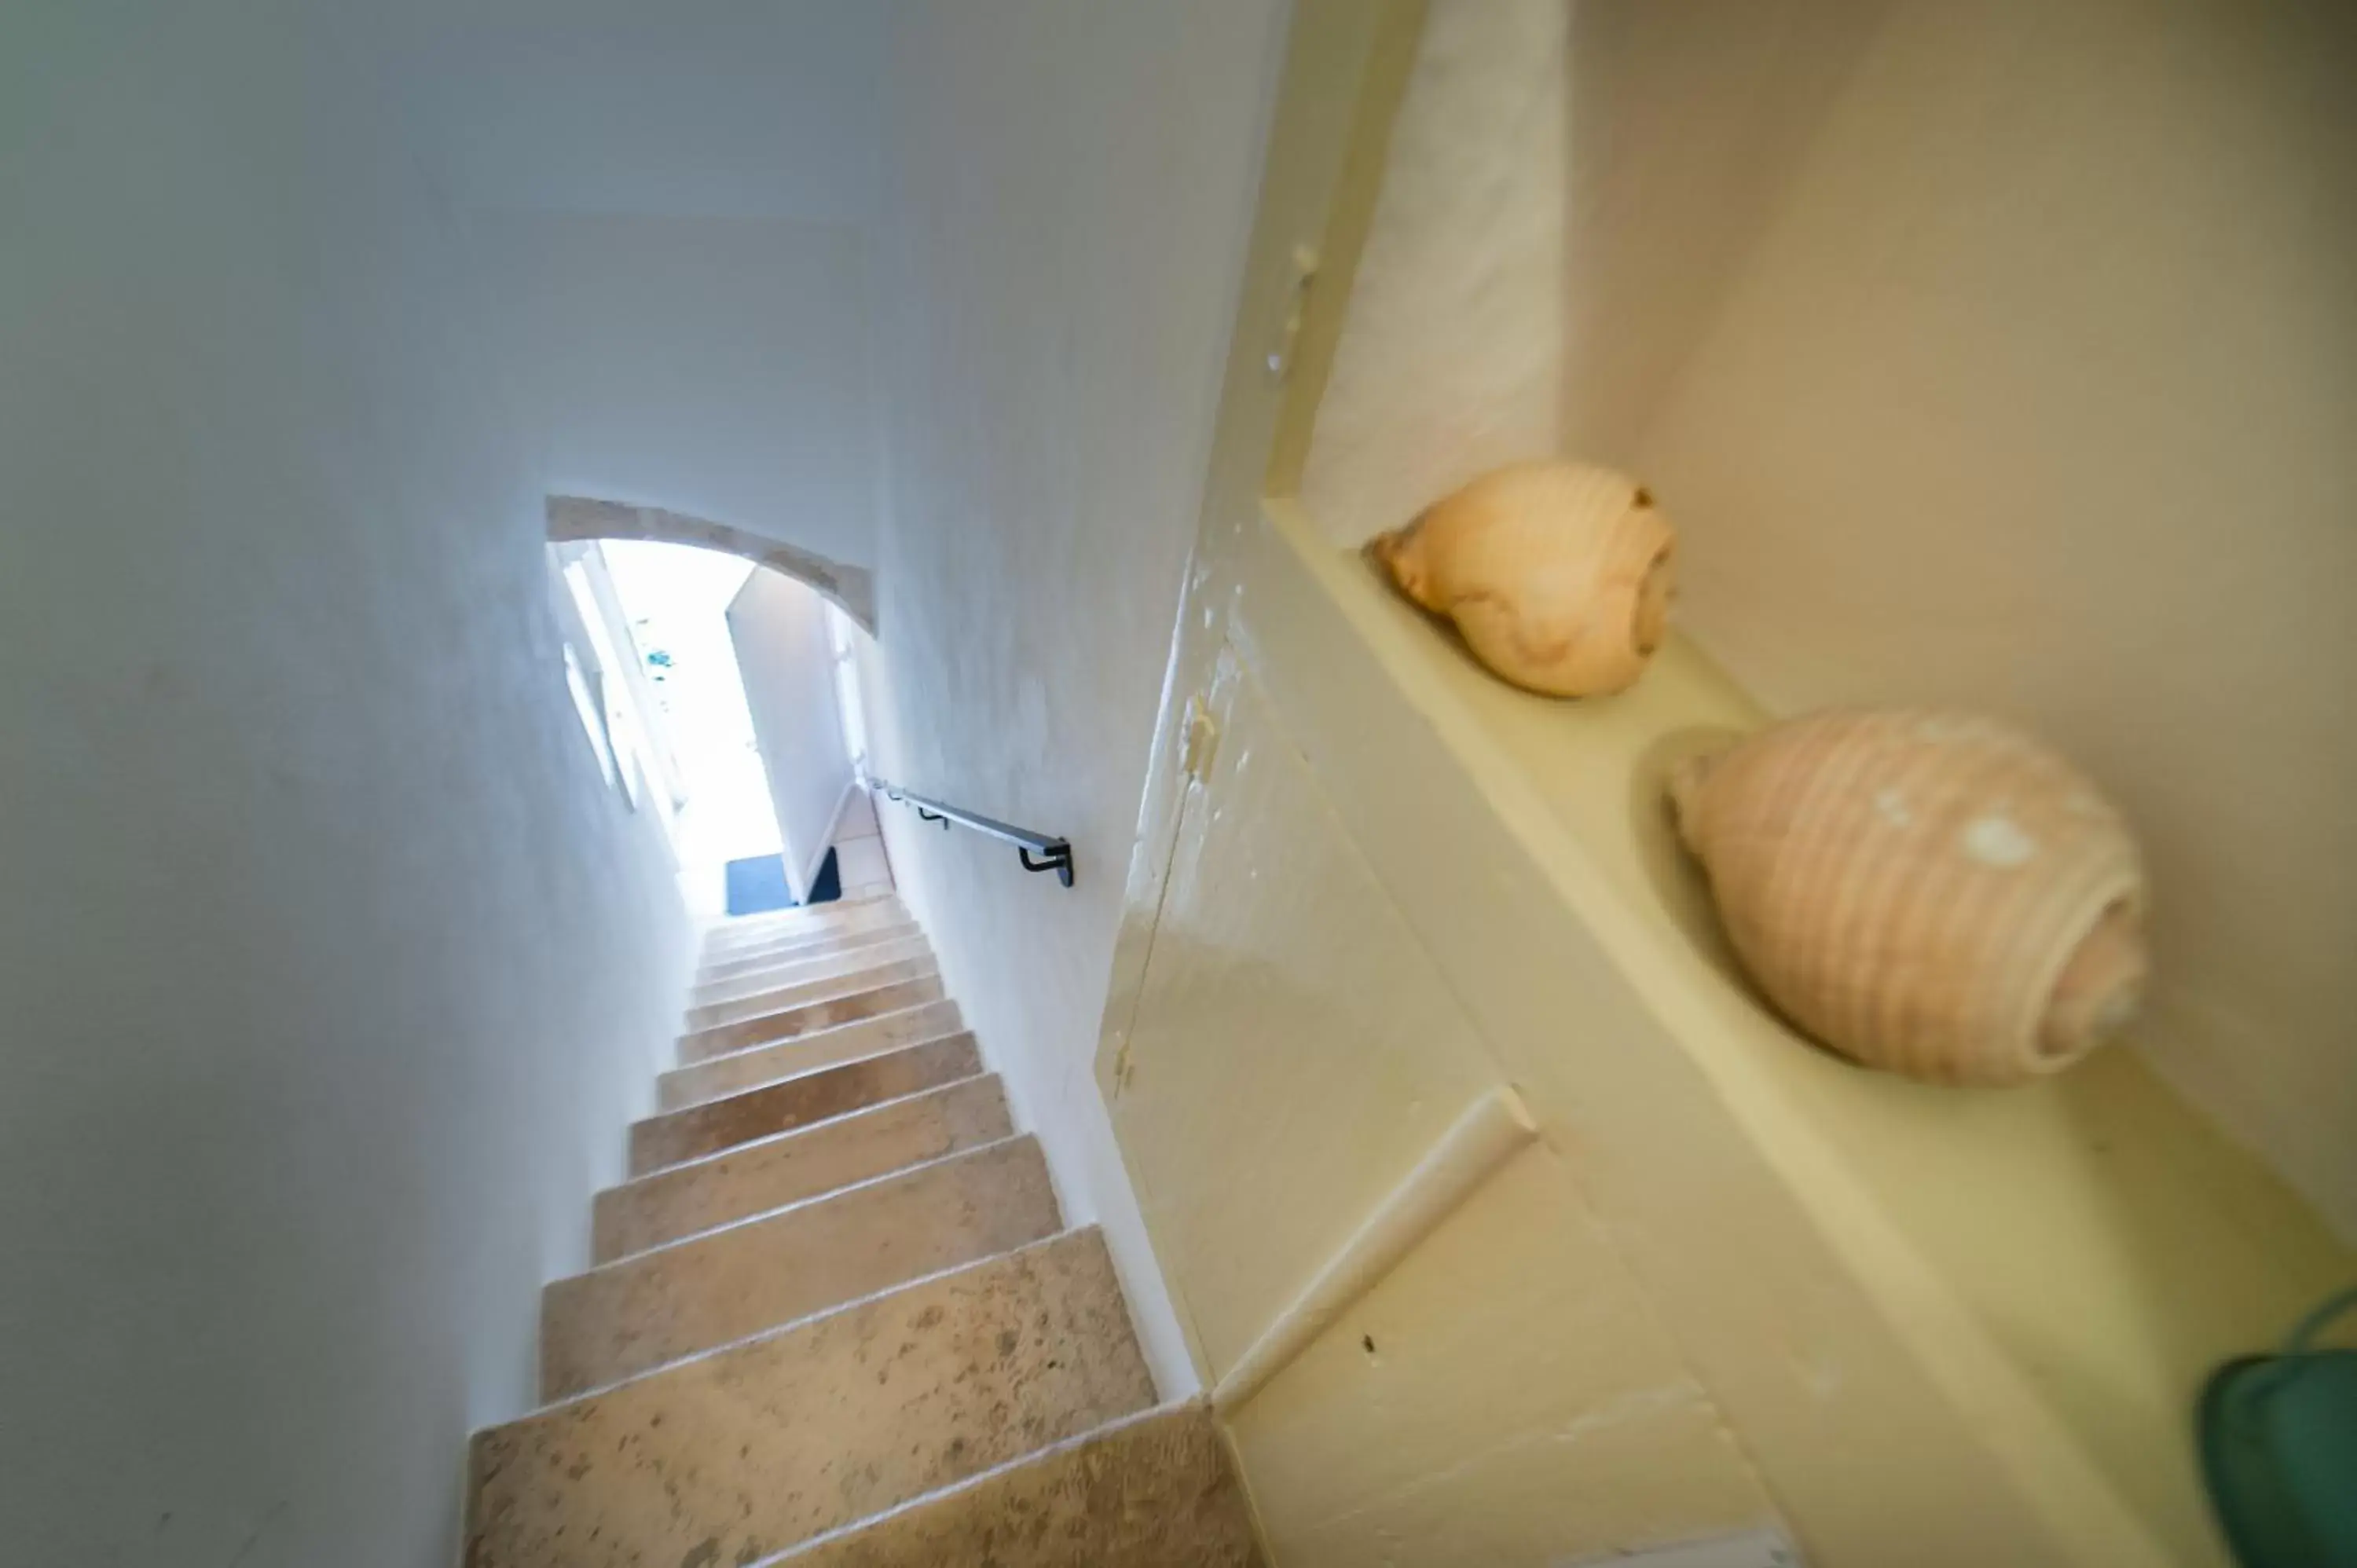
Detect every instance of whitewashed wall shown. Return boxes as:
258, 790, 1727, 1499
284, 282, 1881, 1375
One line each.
0, 8, 698, 1561
728, 570, 856, 903
857, 0, 1289, 1395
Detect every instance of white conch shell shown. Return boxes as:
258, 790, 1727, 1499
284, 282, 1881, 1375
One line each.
1368, 460, 1676, 697
1667, 709, 2149, 1086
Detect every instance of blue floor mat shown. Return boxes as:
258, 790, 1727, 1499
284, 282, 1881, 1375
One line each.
724, 855, 793, 915
724, 848, 841, 915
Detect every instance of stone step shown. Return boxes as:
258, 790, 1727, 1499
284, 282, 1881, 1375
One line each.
660, 1001, 964, 1111
542, 1135, 1061, 1398
702, 889, 900, 937
690, 932, 933, 1011
684, 952, 940, 1034
631, 1035, 983, 1174
701, 898, 907, 959
463, 1229, 1155, 1568
593, 1075, 1014, 1262
698, 919, 923, 984
677, 974, 947, 1064
761, 1402, 1264, 1567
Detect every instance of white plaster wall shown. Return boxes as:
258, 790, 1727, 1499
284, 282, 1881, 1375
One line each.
387, 0, 892, 584
860, 0, 1288, 1396
383, 0, 886, 227
0, 7, 696, 1563
1299, 0, 1568, 544
728, 570, 855, 903
473, 212, 882, 576
1299, 0, 1886, 543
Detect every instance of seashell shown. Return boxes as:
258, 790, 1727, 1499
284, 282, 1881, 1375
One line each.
1666, 709, 2149, 1086
1368, 460, 1676, 697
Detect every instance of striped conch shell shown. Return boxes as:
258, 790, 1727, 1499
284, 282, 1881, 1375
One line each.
1668, 709, 2149, 1086
1368, 461, 1676, 698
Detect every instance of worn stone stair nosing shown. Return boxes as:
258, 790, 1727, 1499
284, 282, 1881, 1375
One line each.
581, 1130, 1050, 1273
698, 926, 928, 974
689, 965, 931, 1020
689, 934, 934, 1009
644, 1035, 977, 1149
631, 1031, 983, 1174
676, 973, 948, 1064
540, 1134, 1061, 1398
592, 1072, 1010, 1262
616, 1070, 994, 1189
684, 954, 941, 1031
658, 1028, 973, 1116
674, 997, 959, 1072
496, 1224, 1126, 1415
702, 891, 899, 933
696, 932, 909, 977
699, 921, 904, 965
701, 903, 908, 958
659, 1006, 967, 1112
752, 1400, 1263, 1566
748, 1405, 1181, 1558
695, 929, 922, 983
686, 955, 940, 1028
627, 1051, 976, 1174
466, 1229, 1155, 1568
698, 920, 921, 974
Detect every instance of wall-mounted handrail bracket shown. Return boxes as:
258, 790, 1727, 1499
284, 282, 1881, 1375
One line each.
1018, 844, 1076, 888
869, 777, 1076, 891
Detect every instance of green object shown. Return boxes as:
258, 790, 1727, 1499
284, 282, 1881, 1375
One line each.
2200, 1285, 2357, 1568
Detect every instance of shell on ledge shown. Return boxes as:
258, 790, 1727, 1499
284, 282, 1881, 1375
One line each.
1667, 709, 2149, 1086
1368, 461, 1676, 698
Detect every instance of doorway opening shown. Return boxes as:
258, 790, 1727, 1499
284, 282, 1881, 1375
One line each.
547, 538, 888, 925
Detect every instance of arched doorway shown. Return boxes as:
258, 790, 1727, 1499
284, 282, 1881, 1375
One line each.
545, 495, 876, 634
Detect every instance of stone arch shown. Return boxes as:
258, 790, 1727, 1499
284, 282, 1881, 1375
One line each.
545, 495, 877, 633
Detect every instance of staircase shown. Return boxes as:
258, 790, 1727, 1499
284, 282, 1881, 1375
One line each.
461, 896, 1265, 1567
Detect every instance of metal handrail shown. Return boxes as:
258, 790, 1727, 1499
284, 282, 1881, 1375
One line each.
868, 778, 1074, 888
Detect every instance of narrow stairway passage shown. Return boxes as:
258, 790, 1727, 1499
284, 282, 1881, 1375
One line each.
461, 894, 1265, 1568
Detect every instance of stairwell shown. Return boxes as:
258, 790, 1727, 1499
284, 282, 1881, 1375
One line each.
460, 895, 1265, 1567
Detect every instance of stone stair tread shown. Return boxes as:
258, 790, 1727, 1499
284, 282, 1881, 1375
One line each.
700, 907, 912, 962
542, 1134, 1061, 1397
679, 971, 939, 1053
676, 973, 948, 1064
673, 997, 962, 1074
704, 891, 900, 930
594, 1074, 1013, 1262
684, 953, 940, 1033
757, 1401, 1264, 1567
700, 911, 905, 962
660, 1001, 965, 1111
631, 1033, 983, 1174
464, 903, 1241, 1567
464, 1228, 1156, 1568
697, 921, 924, 982
689, 933, 934, 1011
